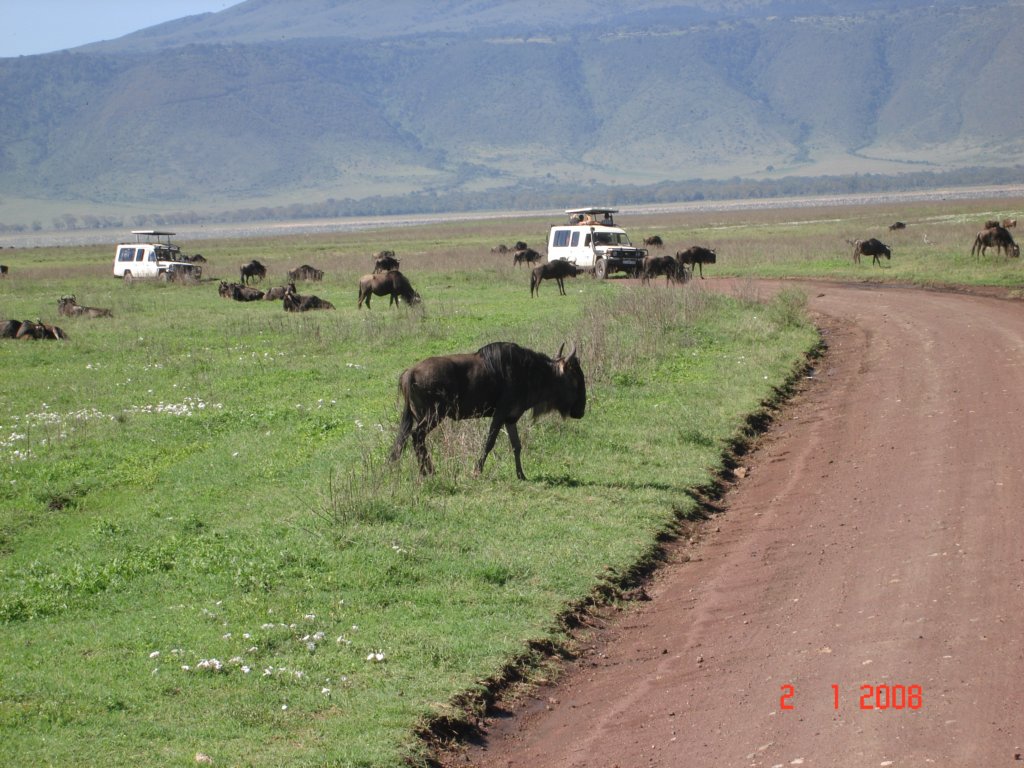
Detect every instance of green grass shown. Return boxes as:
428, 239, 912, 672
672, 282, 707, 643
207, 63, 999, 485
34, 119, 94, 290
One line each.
7, 194, 1017, 766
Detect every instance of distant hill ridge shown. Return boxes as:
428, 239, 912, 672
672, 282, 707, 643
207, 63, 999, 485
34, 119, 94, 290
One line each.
1, 0, 1022, 222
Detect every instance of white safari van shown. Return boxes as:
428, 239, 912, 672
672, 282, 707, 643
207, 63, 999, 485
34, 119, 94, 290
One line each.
546, 207, 648, 279
113, 231, 200, 283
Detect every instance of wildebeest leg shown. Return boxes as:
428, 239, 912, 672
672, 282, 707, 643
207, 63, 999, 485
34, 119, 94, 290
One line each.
557, 277, 565, 295
505, 421, 526, 480
474, 414, 507, 478
411, 425, 435, 475
697, 262, 704, 278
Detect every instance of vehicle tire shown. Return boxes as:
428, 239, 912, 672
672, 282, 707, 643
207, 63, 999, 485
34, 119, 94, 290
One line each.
595, 258, 608, 280
123, 271, 133, 285
159, 270, 170, 282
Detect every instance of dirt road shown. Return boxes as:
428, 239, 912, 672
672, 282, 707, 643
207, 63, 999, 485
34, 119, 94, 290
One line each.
451, 280, 1024, 768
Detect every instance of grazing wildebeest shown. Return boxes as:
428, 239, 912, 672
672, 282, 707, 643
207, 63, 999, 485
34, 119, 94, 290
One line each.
889, 221, 906, 231
390, 341, 586, 480
263, 282, 296, 301
187, 253, 207, 263
0, 265, 7, 276
851, 238, 892, 266
231, 283, 265, 301
512, 247, 543, 267
1003, 218, 1017, 229
283, 288, 335, 311
57, 295, 113, 318
971, 226, 1019, 258
643, 235, 664, 248
641, 254, 684, 285
287, 264, 324, 282
373, 252, 401, 273
676, 246, 717, 278
240, 259, 267, 285
1, 319, 21, 337
984, 220, 1002, 230
530, 260, 580, 296
357, 269, 421, 309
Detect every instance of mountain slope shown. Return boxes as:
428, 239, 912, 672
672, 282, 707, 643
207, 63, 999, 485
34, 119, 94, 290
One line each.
1, 0, 1021, 216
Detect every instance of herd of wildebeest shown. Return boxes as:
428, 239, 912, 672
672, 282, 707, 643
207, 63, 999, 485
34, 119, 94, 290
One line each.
1, 214, 1020, 477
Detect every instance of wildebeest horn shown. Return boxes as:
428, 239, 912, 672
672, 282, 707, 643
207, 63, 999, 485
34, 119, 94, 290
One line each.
556, 342, 565, 359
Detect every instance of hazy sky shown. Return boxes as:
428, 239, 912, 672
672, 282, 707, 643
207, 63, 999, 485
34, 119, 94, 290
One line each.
0, 1, 239, 58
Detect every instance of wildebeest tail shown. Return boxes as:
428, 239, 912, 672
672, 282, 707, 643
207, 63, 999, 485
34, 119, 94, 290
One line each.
390, 368, 417, 461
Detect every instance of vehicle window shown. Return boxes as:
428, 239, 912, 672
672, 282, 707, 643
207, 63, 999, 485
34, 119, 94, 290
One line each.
149, 251, 157, 262
135, 251, 144, 262
552, 229, 571, 248
118, 247, 135, 262
571, 231, 580, 247
594, 233, 612, 245
585, 234, 591, 246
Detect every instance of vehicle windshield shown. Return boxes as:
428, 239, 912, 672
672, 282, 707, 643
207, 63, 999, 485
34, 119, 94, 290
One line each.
593, 232, 632, 246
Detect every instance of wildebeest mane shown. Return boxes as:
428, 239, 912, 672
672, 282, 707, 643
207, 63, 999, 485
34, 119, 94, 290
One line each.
476, 341, 580, 419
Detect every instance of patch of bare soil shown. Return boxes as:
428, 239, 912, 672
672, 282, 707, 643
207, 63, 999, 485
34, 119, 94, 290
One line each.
436, 279, 1024, 768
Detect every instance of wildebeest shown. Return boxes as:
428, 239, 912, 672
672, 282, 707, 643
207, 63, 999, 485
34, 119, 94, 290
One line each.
643, 235, 664, 248
491, 244, 509, 254
231, 283, 265, 301
1003, 218, 1017, 229
373, 252, 401, 273
283, 288, 335, 311
512, 247, 543, 267
0, 264, 7, 276
8, 320, 67, 340
263, 282, 296, 300
288, 264, 324, 282
187, 253, 207, 263
851, 238, 892, 266
1, 319, 21, 337
240, 259, 267, 284
676, 246, 717, 278
530, 259, 580, 296
642, 254, 684, 285
984, 220, 1002, 230
971, 226, 1019, 258
889, 221, 906, 231
57, 295, 113, 318
357, 270, 421, 309
390, 341, 586, 480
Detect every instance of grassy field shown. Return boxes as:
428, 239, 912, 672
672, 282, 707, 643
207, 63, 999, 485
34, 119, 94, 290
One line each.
0, 196, 1018, 766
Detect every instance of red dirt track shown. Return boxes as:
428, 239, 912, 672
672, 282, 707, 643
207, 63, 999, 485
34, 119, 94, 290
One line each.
447, 280, 1024, 768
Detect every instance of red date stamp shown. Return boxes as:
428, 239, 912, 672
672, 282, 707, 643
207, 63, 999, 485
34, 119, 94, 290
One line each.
780, 684, 923, 711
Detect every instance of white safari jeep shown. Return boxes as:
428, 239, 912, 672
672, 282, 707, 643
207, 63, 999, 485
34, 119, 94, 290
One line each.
113, 230, 201, 283
546, 207, 648, 279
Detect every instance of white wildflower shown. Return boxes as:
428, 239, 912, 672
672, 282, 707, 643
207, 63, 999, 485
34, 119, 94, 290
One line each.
149, 650, 161, 659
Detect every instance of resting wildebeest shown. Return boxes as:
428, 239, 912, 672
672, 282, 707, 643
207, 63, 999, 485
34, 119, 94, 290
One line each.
287, 264, 324, 282
971, 226, 1019, 258
231, 283, 265, 301
57, 295, 113, 318
643, 235, 664, 248
889, 221, 906, 231
357, 269, 420, 309
512, 247, 543, 267
676, 246, 717, 278
851, 238, 892, 266
283, 288, 335, 311
491, 244, 509, 254
390, 341, 586, 480
373, 252, 401, 273
642, 254, 684, 285
263, 282, 297, 301
240, 259, 267, 284
1, 319, 21, 337
530, 260, 580, 296
12, 320, 67, 340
